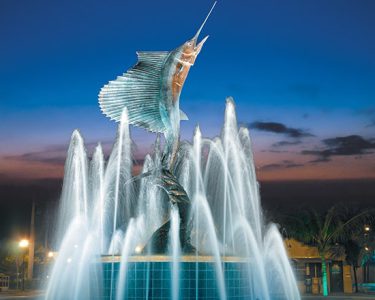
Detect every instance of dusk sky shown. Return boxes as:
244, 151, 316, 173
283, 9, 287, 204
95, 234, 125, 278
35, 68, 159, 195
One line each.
1, 0, 374, 182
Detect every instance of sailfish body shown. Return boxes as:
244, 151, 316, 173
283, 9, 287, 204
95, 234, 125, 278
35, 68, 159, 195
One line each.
99, 2, 216, 168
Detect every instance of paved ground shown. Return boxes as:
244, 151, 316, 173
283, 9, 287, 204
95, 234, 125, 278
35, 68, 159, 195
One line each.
1, 290, 374, 299
0, 290, 43, 300
302, 293, 375, 299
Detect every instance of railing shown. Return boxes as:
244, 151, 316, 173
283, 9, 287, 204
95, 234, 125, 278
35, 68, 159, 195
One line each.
0, 275, 10, 291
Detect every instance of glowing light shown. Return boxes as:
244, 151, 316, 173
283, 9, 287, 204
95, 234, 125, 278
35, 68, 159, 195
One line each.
135, 245, 143, 254
321, 260, 328, 296
365, 226, 370, 232
365, 246, 369, 251
48, 251, 54, 258
67, 258, 72, 264
19, 239, 29, 248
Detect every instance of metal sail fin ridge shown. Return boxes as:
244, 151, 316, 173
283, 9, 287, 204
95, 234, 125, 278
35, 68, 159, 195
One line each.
99, 51, 170, 133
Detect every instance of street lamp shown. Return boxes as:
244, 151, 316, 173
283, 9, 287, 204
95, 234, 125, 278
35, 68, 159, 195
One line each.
135, 245, 143, 254
19, 239, 29, 248
19, 239, 29, 291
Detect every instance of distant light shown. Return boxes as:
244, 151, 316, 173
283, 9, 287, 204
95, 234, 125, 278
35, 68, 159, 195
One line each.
67, 258, 72, 264
19, 239, 29, 248
365, 226, 371, 232
135, 245, 143, 254
365, 246, 369, 251
48, 251, 54, 258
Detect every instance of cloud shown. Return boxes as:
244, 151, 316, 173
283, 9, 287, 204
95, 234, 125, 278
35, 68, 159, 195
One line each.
272, 140, 302, 147
308, 157, 331, 163
248, 121, 314, 138
302, 135, 375, 163
259, 160, 304, 171
288, 83, 319, 99
3, 139, 150, 170
262, 149, 290, 153
357, 108, 375, 116
5, 146, 67, 165
3, 141, 111, 165
356, 108, 375, 128
323, 135, 375, 154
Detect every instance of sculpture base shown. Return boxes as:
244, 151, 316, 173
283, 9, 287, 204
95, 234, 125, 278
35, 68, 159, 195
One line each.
97, 256, 252, 300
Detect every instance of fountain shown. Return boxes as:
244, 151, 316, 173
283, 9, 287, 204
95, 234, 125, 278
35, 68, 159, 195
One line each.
45, 3, 300, 299
45, 98, 300, 300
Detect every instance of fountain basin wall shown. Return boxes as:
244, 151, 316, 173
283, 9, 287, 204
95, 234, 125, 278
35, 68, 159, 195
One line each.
97, 256, 251, 300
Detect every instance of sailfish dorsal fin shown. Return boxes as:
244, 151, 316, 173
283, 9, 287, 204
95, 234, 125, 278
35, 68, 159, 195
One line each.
99, 51, 170, 133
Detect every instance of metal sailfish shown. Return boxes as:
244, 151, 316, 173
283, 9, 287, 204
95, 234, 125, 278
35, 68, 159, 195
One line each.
99, 2, 216, 170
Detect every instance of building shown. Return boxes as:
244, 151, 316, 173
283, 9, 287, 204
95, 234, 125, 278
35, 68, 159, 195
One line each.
356, 251, 375, 293
285, 239, 353, 294
0, 274, 10, 292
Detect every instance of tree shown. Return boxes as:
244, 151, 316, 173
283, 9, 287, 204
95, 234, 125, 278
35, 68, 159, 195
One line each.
342, 239, 361, 292
283, 206, 370, 297
0, 246, 23, 289
338, 209, 375, 293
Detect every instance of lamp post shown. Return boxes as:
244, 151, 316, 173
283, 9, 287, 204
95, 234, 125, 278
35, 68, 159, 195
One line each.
19, 239, 29, 291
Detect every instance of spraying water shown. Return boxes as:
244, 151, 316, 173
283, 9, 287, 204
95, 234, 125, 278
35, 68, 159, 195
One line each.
46, 98, 300, 300
170, 206, 181, 300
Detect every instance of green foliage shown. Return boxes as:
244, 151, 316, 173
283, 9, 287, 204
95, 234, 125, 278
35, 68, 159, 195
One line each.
343, 239, 362, 267
0, 249, 21, 275
284, 206, 373, 256
281, 205, 374, 296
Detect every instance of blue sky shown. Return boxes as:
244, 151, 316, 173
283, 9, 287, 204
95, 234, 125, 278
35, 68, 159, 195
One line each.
0, 0, 374, 180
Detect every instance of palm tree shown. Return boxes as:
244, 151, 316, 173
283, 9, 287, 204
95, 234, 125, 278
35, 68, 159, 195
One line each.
339, 209, 375, 293
342, 239, 361, 292
283, 206, 371, 297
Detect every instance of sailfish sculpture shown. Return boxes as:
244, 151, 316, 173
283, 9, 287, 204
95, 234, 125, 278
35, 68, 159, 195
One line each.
99, 2, 216, 170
